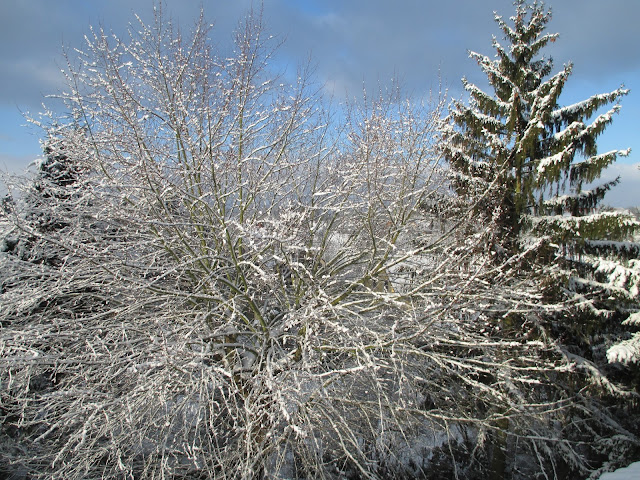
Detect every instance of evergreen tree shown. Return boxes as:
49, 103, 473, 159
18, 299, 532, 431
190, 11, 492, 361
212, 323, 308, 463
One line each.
443, 0, 640, 366
1, 133, 87, 264
443, 0, 633, 246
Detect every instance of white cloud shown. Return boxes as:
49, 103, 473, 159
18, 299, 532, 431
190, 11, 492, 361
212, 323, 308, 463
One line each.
596, 162, 640, 208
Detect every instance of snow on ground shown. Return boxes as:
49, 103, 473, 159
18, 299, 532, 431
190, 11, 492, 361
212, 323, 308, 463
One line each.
597, 461, 640, 479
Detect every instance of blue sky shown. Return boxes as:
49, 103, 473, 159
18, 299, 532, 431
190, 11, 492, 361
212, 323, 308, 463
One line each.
1, 0, 639, 206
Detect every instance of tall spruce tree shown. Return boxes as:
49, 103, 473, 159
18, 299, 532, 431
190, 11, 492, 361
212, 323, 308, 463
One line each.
443, 0, 633, 244
443, 0, 640, 367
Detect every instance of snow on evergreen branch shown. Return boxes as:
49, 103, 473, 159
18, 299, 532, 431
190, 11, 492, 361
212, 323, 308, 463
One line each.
550, 88, 629, 125
607, 333, 640, 364
528, 211, 639, 241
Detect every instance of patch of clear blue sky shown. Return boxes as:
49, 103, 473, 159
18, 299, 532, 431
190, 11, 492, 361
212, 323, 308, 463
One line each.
282, 0, 327, 16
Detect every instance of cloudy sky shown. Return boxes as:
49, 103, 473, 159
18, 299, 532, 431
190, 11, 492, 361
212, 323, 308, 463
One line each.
1, 0, 639, 206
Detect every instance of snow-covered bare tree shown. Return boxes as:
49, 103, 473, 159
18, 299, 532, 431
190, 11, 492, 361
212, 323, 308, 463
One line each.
1, 5, 637, 480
